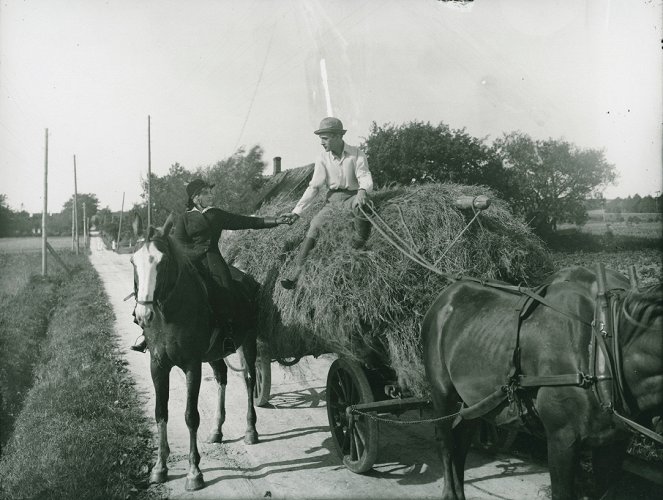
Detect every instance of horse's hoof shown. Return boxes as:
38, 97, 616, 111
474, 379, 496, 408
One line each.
185, 472, 205, 491
150, 468, 168, 484
206, 431, 223, 444
244, 430, 259, 445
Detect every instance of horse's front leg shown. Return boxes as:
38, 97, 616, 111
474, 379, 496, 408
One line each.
238, 340, 259, 444
591, 439, 627, 499
545, 426, 581, 500
149, 358, 171, 484
206, 358, 228, 443
184, 363, 204, 491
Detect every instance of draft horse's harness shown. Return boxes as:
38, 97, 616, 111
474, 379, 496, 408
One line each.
359, 198, 663, 445
455, 265, 662, 445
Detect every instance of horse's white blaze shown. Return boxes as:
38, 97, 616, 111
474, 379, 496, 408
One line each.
133, 243, 164, 324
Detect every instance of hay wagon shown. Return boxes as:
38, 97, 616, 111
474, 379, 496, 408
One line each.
243, 192, 522, 473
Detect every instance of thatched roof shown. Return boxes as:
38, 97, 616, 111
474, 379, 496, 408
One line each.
253, 164, 314, 211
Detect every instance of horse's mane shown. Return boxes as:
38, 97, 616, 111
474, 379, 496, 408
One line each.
622, 283, 663, 332
149, 232, 207, 307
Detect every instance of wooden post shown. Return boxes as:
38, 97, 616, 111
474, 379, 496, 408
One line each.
83, 202, 87, 249
42, 129, 48, 276
73, 155, 79, 255
117, 192, 125, 250
147, 115, 152, 228
71, 203, 75, 251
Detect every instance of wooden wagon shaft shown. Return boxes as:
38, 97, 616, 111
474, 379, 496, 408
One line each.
346, 396, 431, 416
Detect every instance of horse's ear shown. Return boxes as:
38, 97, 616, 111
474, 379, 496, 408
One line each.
162, 213, 175, 236
147, 226, 156, 241
628, 265, 640, 290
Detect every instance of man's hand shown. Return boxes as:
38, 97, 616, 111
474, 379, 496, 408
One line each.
352, 190, 367, 210
277, 213, 299, 225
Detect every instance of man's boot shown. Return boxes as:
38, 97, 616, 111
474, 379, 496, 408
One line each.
280, 237, 316, 290
351, 217, 372, 249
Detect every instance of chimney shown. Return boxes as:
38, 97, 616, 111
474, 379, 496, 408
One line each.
272, 156, 282, 176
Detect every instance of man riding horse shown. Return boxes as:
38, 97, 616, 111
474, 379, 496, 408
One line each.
131, 178, 293, 352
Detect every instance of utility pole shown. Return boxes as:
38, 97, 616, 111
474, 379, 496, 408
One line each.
83, 202, 87, 249
117, 192, 125, 251
73, 155, 79, 255
42, 129, 48, 276
147, 115, 152, 228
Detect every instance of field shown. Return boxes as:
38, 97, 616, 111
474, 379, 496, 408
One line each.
0, 236, 75, 253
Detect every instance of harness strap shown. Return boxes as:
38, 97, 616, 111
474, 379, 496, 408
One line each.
459, 387, 508, 420
612, 409, 663, 445
518, 373, 599, 388
518, 287, 592, 326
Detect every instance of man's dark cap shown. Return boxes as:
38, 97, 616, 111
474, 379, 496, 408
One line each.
186, 179, 214, 199
314, 117, 346, 135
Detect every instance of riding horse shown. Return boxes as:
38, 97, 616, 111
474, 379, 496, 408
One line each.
131, 217, 261, 491
421, 265, 662, 500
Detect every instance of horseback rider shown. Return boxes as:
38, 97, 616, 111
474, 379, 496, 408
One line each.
279, 117, 374, 289
131, 178, 293, 352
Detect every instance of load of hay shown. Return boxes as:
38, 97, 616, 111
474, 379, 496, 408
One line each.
225, 183, 553, 396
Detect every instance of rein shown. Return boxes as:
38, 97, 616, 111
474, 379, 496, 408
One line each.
360, 202, 662, 444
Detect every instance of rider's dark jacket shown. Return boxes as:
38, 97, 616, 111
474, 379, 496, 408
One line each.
173, 207, 277, 267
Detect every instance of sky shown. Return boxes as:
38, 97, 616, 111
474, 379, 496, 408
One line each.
1, 0, 661, 214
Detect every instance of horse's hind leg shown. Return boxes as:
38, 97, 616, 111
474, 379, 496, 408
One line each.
452, 418, 479, 488
149, 359, 171, 484
206, 358, 227, 444
183, 363, 204, 491
432, 389, 467, 500
238, 337, 259, 444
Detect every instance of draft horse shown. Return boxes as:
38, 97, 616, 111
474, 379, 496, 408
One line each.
131, 217, 261, 491
422, 265, 662, 500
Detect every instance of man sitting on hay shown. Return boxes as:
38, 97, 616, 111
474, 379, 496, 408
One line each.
280, 116, 374, 289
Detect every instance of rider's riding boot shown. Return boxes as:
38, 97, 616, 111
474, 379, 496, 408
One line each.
351, 217, 372, 249
280, 237, 316, 290
130, 335, 148, 352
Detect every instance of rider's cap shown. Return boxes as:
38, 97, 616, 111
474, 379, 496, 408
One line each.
314, 117, 346, 136
186, 179, 214, 200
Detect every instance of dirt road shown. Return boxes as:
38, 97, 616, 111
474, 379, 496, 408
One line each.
90, 236, 554, 499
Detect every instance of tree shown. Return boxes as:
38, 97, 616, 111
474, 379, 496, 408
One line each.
0, 195, 11, 237
141, 162, 191, 226
494, 132, 617, 235
204, 145, 268, 213
360, 121, 509, 194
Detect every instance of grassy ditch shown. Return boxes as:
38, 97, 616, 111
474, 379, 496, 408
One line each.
0, 253, 59, 450
0, 252, 153, 500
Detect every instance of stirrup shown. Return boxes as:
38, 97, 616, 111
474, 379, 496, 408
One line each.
130, 337, 148, 353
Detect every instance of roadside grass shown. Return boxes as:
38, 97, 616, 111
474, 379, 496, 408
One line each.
0, 252, 43, 298
0, 253, 153, 500
0, 256, 59, 450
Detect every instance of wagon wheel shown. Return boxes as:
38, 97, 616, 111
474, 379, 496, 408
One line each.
253, 353, 271, 407
474, 420, 518, 453
326, 358, 379, 474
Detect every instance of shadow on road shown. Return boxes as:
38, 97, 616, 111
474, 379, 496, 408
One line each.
263, 386, 327, 409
